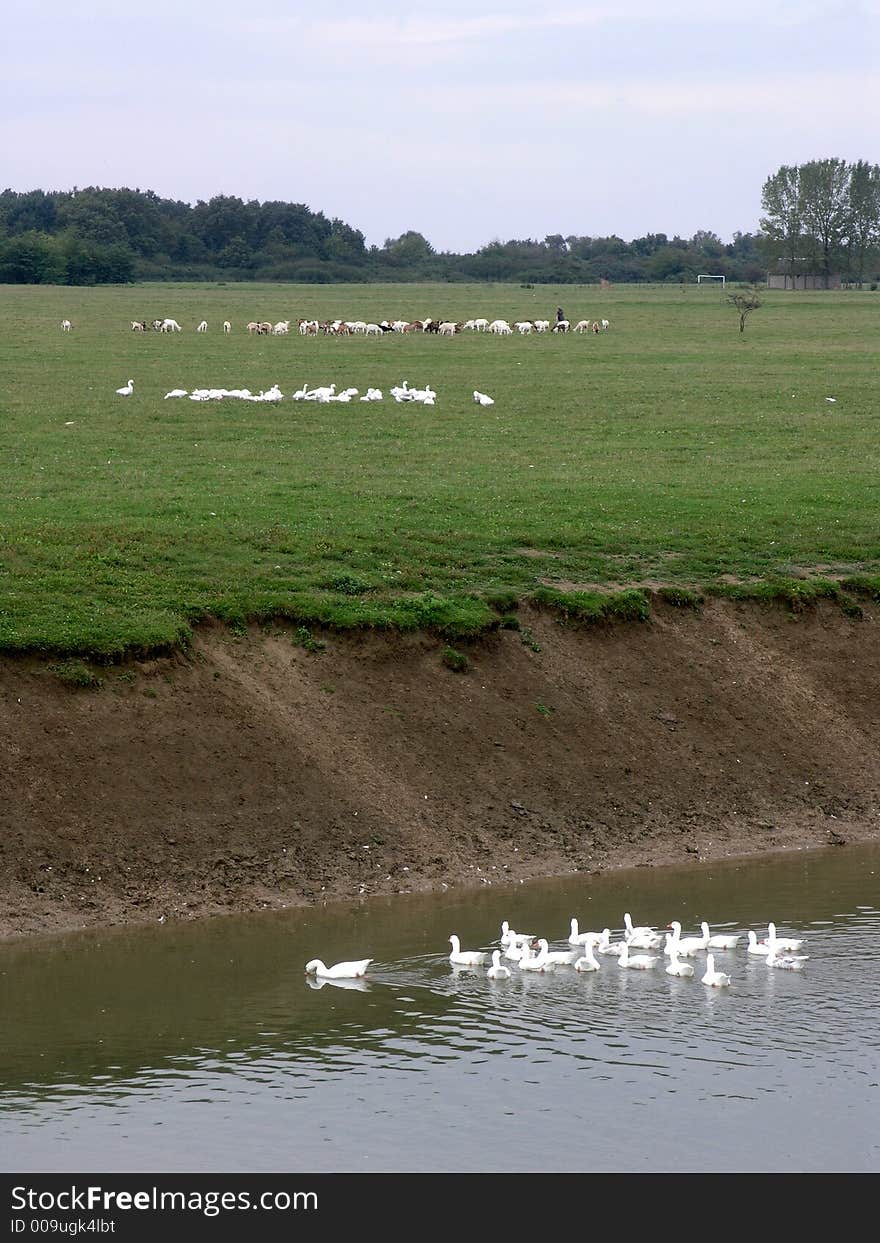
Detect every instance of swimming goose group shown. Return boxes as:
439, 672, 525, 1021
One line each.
439, 915, 810, 990
304, 918, 808, 989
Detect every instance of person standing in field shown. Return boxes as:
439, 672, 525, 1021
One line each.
556, 306, 566, 323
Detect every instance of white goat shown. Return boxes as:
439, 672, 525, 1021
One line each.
223, 320, 232, 333
196, 320, 208, 333
61, 319, 72, 332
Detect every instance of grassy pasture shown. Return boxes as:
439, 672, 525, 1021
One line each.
0, 280, 878, 656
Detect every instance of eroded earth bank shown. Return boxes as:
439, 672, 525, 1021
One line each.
2, 597, 879, 938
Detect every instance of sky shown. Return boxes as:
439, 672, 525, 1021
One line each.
3, 1, 879, 253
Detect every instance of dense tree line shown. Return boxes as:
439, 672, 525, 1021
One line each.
0, 175, 875, 287
761, 158, 880, 287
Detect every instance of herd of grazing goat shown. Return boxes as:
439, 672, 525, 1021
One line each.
112, 316, 611, 337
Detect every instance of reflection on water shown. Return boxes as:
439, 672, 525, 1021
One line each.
1, 845, 879, 1172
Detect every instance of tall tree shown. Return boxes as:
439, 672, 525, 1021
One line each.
846, 160, 880, 286
760, 165, 804, 282
798, 158, 851, 288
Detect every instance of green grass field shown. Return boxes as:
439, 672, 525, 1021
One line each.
1, 281, 878, 656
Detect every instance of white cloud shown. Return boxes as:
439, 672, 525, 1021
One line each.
418, 70, 880, 121
239, 2, 844, 50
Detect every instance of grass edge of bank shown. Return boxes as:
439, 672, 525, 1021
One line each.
8, 572, 880, 668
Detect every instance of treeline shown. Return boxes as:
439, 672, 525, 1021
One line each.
761, 158, 880, 287
0, 177, 874, 287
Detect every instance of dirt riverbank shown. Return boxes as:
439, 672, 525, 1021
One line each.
1, 597, 878, 939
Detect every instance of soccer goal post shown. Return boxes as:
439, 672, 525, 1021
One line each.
697, 274, 725, 286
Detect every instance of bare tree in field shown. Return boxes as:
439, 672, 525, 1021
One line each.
727, 286, 762, 333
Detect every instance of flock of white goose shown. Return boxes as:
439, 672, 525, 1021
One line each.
117, 379, 494, 406
305, 915, 808, 988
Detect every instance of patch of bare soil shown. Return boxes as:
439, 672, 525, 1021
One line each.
1, 598, 878, 938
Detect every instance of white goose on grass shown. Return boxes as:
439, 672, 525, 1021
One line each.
115, 379, 134, 396
701, 954, 731, 988
487, 950, 512, 980
764, 922, 806, 953
618, 941, 659, 970
535, 939, 579, 967
448, 935, 486, 967
473, 390, 494, 406
304, 957, 372, 979
164, 388, 188, 399
666, 921, 706, 957
665, 947, 695, 978
304, 384, 336, 403
700, 921, 741, 950
574, 943, 601, 972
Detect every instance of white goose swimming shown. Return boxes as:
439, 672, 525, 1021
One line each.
487, 950, 512, 980
623, 913, 657, 943
764, 922, 805, 953
766, 946, 808, 971
666, 921, 706, 957
596, 928, 627, 957
700, 921, 741, 950
574, 943, 601, 972
747, 930, 772, 956
665, 947, 695, 978
448, 935, 486, 967
535, 938, 579, 967
500, 920, 535, 947
518, 941, 552, 971
701, 954, 731, 988
618, 941, 659, 970
305, 957, 372, 979
568, 917, 599, 945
